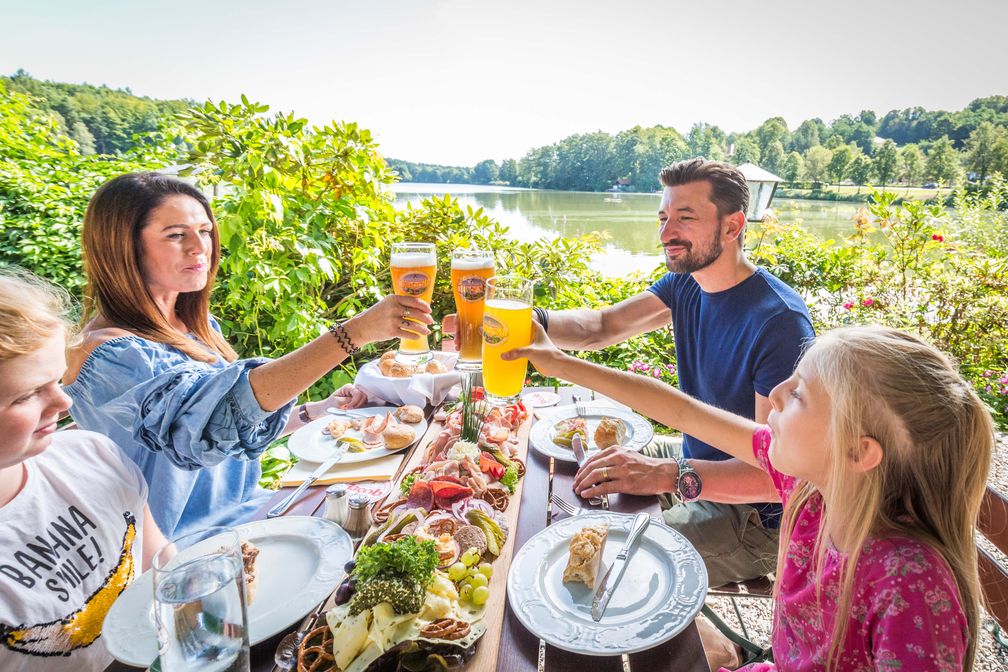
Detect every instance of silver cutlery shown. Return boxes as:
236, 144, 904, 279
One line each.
267, 444, 347, 518
591, 512, 650, 622
551, 494, 661, 525
570, 433, 604, 507
572, 395, 609, 510
325, 406, 370, 419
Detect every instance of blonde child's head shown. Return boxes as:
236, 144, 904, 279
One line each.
0, 267, 76, 467
784, 325, 993, 670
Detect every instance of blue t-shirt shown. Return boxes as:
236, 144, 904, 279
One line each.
648, 267, 815, 526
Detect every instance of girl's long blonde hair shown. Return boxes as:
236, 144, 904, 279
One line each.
776, 326, 993, 670
0, 266, 77, 360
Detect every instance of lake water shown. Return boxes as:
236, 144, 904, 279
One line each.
392, 183, 867, 277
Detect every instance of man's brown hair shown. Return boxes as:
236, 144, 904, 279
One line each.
659, 157, 749, 218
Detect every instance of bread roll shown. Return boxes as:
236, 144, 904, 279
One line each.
562, 525, 608, 587
593, 417, 627, 449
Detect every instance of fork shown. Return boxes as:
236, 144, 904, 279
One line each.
552, 494, 662, 526
572, 395, 609, 510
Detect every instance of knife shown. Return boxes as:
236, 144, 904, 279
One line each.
591, 512, 650, 621
571, 433, 604, 507
267, 444, 347, 518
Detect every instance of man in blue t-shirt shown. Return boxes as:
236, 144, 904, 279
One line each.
535, 158, 815, 587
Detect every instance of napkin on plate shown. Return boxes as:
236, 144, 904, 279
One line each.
354, 351, 460, 407
277, 452, 406, 487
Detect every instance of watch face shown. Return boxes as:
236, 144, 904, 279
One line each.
679, 471, 703, 501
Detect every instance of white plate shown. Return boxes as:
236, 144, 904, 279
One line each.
287, 406, 428, 463
529, 404, 654, 463
102, 516, 353, 667
507, 511, 707, 655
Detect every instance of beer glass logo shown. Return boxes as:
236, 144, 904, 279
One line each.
400, 272, 429, 297
458, 275, 486, 302
482, 316, 509, 345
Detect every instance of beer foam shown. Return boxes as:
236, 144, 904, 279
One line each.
451, 258, 494, 270
391, 251, 437, 268
485, 298, 531, 310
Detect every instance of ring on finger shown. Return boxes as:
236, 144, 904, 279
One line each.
601, 467, 609, 481
403, 308, 411, 318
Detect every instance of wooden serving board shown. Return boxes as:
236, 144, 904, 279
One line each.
304, 408, 533, 672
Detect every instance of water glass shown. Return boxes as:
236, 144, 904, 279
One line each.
482, 274, 534, 405
153, 527, 250, 672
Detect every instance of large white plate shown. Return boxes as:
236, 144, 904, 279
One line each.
102, 516, 352, 667
287, 406, 428, 464
529, 404, 654, 463
507, 511, 707, 655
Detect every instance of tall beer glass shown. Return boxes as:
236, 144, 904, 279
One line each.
391, 242, 437, 364
482, 275, 534, 405
451, 249, 495, 371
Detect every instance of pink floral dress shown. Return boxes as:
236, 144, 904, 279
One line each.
723, 426, 968, 672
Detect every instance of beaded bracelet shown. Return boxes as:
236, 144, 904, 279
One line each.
532, 307, 550, 333
328, 322, 360, 356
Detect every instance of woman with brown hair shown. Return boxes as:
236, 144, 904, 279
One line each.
63, 172, 431, 538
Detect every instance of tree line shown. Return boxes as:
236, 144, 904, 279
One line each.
7, 70, 1007, 193
393, 97, 1008, 192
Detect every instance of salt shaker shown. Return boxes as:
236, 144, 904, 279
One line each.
324, 484, 348, 526
343, 493, 372, 540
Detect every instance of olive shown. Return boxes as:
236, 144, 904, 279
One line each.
334, 580, 354, 605
344, 560, 356, 574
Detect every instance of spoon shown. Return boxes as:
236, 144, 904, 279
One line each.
273, 598, 329, 670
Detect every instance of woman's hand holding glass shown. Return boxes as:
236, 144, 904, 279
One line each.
344, 294, 433, 347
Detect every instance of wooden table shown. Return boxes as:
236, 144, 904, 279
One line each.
106, 386, 706, 672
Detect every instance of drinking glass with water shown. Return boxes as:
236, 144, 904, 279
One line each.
153, 527, 251, 672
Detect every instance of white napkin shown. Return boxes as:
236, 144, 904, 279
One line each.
354, 351, 461, 406
278, 453, 405, 487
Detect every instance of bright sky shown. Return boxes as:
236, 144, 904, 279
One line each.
2, 0, 1006, 166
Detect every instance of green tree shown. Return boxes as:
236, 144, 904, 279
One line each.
472, 159, 499, 184
873, 139, 899, 187
899, 144, 925, 187
848, 153, 874, 193
755, 117, 789, 158
731, 136, 760, 165
964, 121, 1004, 183
781, 151, 803, 185
926, 136, 960, 186
827, 144, 854, 184
69, 120, 96, 155
803, 145, 832, 188
498, 158, 518, 185
789, 118, 825, 153
686, 123, 727, 161
762, 139, 785, 175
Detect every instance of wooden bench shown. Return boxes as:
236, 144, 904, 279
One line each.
979, 485, 1008, 644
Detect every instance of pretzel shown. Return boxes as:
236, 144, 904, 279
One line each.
481, 488, 510, 511
513, 457, 526, 478
297, 624, 336, 672
371, 498, 408, 525
419, 618, 471, 640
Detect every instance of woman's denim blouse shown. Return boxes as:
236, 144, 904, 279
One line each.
64, 330, 293, 538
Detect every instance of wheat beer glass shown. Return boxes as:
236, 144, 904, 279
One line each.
391, 242, 437, 364
482, 275, 534, 405
451, 249, 495, 371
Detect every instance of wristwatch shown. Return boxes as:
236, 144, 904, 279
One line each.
675, 455, 703, 502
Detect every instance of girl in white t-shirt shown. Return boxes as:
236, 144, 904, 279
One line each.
0, 268, 168, 672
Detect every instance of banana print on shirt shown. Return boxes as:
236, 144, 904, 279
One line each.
1, 512, 136, 657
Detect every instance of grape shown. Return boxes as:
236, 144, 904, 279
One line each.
459, 584, 473, 601
334, 579, 354, 605
343, 560, 356, 574
448, 562, 468, 582
471, 585, 490, 606
477, 563, 493, 580
461, 549, 479, 567
470, 573, 489, 589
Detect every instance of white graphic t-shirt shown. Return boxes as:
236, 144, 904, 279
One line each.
0, 430, 147, 672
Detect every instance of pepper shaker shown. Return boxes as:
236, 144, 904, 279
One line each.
343, 493, 373, 540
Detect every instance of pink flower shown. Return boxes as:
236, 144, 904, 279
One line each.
998, 374, 1008, 386
652, 370, 661, 378
843, 301, 854, 310
862, 298, 874, 307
